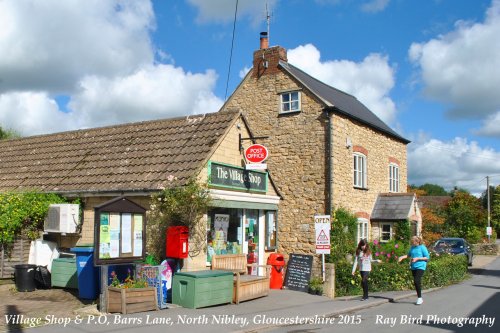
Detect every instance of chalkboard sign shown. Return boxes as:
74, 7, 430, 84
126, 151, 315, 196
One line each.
284, 253, 313, 292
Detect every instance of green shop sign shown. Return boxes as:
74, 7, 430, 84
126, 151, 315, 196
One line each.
208, 161, 267, 192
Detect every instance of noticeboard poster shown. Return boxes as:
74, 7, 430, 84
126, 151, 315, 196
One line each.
94, 197, 147, 265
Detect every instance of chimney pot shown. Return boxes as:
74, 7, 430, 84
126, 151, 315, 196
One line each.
260, 32, 269, 49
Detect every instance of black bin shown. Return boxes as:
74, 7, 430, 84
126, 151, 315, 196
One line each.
14, 264, 37, 292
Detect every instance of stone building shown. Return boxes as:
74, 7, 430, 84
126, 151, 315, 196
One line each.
0, 110, 280, 271
221, 34, 416, 258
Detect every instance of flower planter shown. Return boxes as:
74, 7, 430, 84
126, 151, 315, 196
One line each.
107, 286, 158, 314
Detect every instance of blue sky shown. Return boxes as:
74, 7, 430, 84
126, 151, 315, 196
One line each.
0, 0, 499, 194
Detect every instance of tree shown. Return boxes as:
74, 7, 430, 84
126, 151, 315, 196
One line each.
408, 183, 448, 196
421, 207, 445, 245
419, 183, 448, 196
445, 191, 487, 243
491, 185, 500, 234
0, 126, 20, 140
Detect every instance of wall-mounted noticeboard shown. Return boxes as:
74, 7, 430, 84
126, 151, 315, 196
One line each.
93, 197, 147, 266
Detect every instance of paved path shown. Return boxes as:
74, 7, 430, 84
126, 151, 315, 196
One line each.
0, 254, 497, 332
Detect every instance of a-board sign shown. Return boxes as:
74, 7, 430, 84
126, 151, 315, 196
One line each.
283, 253, 313, 292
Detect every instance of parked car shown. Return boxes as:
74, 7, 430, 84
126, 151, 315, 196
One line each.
432, 237, 473, 266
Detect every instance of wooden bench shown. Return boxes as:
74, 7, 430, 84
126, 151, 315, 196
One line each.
211, 254, 271, 304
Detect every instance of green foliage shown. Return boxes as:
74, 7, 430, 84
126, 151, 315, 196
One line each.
0, 191, 68, 248
336, 253, 468, 297
445, 191, 487, 243
110, 269, 148, 289
415, 183, 449, 196
491, 185, 500, 235
326, 207, 358, 263
147, 179, 211, 260
308, 277, 324, 295
0, 126, 20, 140
371, 239, 409, 263
394, 219, 411, 244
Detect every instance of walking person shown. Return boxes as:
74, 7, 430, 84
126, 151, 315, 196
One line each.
352, 239, 381, 301
398, 236, 430, 305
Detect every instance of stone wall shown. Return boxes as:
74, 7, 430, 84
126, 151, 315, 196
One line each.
223, 61, 408, 266
473, 243, 499, 255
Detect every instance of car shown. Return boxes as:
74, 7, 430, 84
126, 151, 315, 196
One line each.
432, 237, 473, 266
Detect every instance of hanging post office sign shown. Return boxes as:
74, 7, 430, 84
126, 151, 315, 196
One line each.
208, 161, 267, 193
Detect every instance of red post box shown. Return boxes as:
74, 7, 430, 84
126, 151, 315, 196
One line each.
166, 226, 189, 258
267, 253, 285, 289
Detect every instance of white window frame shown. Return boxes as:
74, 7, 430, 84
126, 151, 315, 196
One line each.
279, 91, 301, 114
389, 163, 399, 193
357, 218, 369, 243
380, 223, 393, 242
353, 153, 367, 188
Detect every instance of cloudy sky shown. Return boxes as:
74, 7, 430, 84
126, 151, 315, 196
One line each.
0, 0, 499, 194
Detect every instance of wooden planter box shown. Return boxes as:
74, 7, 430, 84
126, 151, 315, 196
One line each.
107, 286, 158, 314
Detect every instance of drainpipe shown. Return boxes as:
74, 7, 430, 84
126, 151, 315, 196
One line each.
325, 108, 333, 216
323, 108, 333, 283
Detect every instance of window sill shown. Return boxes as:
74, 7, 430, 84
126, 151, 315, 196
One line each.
353, 186, 369, 191
278, 110, 301, 117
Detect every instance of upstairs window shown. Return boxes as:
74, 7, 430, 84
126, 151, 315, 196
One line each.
389, 163, 399, 192
353, 153, 367, 189
280, 91, 301, 113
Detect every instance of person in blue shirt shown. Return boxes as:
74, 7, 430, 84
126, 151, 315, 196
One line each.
398, 236, 430, 305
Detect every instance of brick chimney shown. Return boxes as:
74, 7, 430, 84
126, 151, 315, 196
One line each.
253, 32, 287, 78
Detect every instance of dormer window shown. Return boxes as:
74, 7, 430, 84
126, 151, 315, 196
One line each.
280, 91, 301, 113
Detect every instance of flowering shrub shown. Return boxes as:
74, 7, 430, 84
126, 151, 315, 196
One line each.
371, 240, 409, 263
110, 269, 148, 289
335, 250, 468, 297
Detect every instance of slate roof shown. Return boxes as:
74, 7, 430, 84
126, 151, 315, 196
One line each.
0, 110, 240, 195
371, 193, 417, 221
279, 61, 410, 144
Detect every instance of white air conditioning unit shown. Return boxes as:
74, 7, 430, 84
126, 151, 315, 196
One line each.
44, 204, 79, 234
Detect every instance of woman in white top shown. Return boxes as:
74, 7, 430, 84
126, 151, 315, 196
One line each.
352, 239, 381, 300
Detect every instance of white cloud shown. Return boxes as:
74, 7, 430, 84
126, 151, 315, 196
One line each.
474, 110, 500, 136
0, 0, 155, 93
186, 0, 277, 26
361, 0, 390, 13
408, 0, 500, 121
287, 44, 397, 125
0, 0, 224, 136
408, 136, 500, 194
0, 92, 75, 135
70, 65, 223, 128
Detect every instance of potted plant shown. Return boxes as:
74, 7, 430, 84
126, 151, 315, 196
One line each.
107, 269, 158, 314
308, 277, 324, 295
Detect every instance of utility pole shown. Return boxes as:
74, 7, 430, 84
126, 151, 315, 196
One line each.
487, 176, 491, 242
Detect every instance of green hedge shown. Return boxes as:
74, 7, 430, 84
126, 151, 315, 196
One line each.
335, 254, 468, 297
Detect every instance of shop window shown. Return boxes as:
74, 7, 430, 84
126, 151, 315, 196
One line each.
207, 208, 243, 264
357, 218, 369, 243
380, 223, 393, 242
265, 211, 277, 250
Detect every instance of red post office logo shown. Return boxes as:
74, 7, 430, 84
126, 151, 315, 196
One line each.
245, 144, 268, 163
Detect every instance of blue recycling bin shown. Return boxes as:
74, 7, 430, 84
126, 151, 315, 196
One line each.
71, 247, 99, 299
